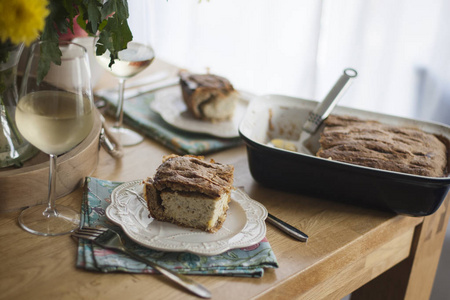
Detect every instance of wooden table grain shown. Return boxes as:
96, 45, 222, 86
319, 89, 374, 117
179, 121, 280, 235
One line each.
1, 60, 449, 300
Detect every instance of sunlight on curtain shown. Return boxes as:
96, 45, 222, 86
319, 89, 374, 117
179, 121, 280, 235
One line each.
144, 0, 323, 99
414, 0, 450, 125
128, 0, 450, 123
317, 0, 444, 119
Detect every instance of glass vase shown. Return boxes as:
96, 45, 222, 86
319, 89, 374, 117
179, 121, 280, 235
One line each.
0, 43, 37, 168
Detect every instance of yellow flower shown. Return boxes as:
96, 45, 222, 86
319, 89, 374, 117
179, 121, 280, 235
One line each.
0, 0, 50, 46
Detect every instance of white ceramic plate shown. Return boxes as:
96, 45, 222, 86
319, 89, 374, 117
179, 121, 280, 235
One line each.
105, 180, 268, 256
150, 88, 252, 138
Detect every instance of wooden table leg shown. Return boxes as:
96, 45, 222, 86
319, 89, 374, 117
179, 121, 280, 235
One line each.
351, 193, 450, 300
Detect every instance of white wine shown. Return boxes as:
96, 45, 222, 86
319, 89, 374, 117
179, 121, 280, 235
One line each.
96, 43, 155, 78
16, 91, 94, 155
94, 42, 154, 146
96, 54, 154, 78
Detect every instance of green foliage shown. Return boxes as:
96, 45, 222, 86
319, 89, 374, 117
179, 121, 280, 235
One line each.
0, 40, 13, 64
37, 0, 133, 83
96, 0, 132, 67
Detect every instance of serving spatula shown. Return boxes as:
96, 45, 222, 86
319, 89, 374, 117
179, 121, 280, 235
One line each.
270, 68, 357, 155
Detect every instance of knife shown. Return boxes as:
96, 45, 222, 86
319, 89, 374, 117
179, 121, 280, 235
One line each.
266, 213, 309, 242
95, 76, 180, 101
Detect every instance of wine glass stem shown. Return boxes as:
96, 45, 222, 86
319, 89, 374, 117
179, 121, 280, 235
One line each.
43, 154, 57, 217
114, 78, 126, 129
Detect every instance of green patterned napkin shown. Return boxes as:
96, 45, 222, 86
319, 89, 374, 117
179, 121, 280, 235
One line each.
95, 85, 243, 155
76, 177, 278, 277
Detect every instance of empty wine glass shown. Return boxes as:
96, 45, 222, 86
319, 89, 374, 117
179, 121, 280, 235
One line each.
16, 41, 94, 236
94, 40, 155, 146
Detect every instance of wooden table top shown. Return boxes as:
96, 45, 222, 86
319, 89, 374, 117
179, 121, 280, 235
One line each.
1, 60, 448, 300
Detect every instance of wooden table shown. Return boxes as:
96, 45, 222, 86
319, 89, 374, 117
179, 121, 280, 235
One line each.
1, 60, 449, 300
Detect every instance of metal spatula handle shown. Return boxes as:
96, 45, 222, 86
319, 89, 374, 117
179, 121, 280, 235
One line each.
303, 68, 358, 133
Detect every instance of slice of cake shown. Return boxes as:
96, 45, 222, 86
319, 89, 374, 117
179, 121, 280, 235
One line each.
316, 115, 449, 177
179, 70, 239, 122
143, 154, 234, 233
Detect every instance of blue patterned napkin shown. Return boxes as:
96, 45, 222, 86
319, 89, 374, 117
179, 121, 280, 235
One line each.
95, 85, 243, 155
76, 177, 278, 277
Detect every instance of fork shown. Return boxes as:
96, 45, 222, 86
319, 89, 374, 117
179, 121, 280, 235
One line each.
72, 227, 211, 299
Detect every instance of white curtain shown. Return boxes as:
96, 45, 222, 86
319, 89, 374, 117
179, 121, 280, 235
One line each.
128, 0, 450, 124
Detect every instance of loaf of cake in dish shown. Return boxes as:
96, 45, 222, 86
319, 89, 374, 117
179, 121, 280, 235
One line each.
179, 70, 239, 122
316, 115, 449, 177
143, 154, 234, 233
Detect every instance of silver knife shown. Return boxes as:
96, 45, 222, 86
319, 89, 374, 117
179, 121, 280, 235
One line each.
266, 213, 309, 242
95, 76, 180, 101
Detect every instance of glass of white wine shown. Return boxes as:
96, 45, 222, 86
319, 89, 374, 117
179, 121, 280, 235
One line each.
94, 40, 155, 146
16, 41, 94, 236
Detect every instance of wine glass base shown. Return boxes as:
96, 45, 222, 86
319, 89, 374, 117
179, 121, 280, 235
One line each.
18, 204, 80, 236
109, 127, 144, 146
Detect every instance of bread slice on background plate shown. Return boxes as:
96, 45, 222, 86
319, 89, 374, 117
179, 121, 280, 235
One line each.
179, 70, 239, 122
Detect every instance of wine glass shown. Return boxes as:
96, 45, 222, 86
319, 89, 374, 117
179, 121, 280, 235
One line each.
16, 41, 94, 236
94, 40, 155, 146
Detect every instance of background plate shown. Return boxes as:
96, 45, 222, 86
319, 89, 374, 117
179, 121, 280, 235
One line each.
150, 88, 250, 138
106, 180, 268, 256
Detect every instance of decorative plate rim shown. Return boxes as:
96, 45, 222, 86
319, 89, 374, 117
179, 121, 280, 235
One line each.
105, 180, 268, 256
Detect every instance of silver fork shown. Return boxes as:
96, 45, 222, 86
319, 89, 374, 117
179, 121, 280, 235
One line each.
72, 227, 211, 299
